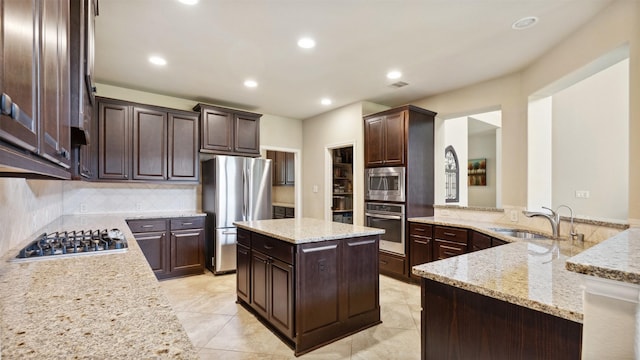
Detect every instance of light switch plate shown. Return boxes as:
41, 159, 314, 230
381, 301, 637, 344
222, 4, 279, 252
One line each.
510, 210, 518, 222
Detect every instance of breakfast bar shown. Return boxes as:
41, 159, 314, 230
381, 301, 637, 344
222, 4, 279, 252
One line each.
233, 217, 384, 356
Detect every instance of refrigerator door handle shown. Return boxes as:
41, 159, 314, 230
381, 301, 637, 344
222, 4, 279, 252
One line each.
242, 166, 248, 221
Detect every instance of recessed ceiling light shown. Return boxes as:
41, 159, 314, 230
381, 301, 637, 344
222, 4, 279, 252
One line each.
148, 56, 167, 66
387, 70, 402, 80
178, 0, 198, 5
244, 79, 258, 88
512, 16, 539, 30
297, 37, 316, 49
321, 98, 332, 106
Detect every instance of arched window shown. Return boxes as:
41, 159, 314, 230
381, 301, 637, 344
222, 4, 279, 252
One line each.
445, 146, 459, 203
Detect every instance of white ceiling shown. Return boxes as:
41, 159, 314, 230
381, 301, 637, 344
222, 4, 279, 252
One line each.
95, 0, 613, 120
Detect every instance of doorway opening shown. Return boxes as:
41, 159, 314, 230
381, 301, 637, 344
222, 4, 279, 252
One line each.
331, 146, 354, 224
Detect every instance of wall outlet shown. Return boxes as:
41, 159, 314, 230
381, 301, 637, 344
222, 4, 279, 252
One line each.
79, 203, 87, 213
510, 210, 518, 222
135, 202, 143, 211
440, 209, 451, 217
312, 185, 319, 193
575, 190, 590, 199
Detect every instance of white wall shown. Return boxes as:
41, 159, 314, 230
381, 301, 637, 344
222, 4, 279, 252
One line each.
301, 101, 387, 224
552, 59, 629, 220
443, 117, 468, 206
527, 97, 553, 211
468, 131, 496, 207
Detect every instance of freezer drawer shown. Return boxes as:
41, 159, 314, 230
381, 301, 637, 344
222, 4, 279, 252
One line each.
214, 227, 237, 274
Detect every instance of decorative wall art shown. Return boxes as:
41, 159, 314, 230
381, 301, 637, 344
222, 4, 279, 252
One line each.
468, 158, 487, 186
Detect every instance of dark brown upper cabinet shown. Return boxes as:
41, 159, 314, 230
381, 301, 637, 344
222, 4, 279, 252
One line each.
0, 0, 72, 179
96, 97, 199, 183
267, 150, 295, 186
194, 103, 261, 156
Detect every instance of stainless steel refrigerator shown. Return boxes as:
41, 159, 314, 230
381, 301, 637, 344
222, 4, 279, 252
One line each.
202, 155, 272, 274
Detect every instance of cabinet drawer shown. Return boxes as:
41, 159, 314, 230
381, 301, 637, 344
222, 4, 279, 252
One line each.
471, 231, 492, 252
252, 233, 294, 264
492, 238, 508, 247
273, 206, 285, 219
435, 239, 467, 259
379, 251, 406, 276
434, 226, 468, 244
170, 217, 205, 230
409, 222, 432, 237
284, 207, 295, 218
237, 228, 251, 247
127, 219, 167, 233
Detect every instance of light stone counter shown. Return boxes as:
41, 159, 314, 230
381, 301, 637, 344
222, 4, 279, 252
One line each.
234, 217, 384, 244
0, 214, 199, 359
410, 217, 595, 323
565, 227, 640, 285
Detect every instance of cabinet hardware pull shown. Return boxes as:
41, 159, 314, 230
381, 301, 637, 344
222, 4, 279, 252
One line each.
415, 240, 429, 245
1, 93, 12, 115
443, 232, 457, 237
177, 232, 199, 237
10, 103, 20, 121
264, 244, 274, 250
181, 222, 193, 226
380, 260, 388, 265
58, 148, 70, 160
142, 225, 154, 228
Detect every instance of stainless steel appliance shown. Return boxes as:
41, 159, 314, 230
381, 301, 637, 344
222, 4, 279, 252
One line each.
365, 167, 405, 202
365, 202, 405, 255
14, 229, 127, 261
202, 155, 272, 274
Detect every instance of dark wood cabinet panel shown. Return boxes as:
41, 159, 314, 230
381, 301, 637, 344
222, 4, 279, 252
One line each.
471, 231, 492, 252
269, 258, 294, 338
236, 243, 251, 304
194, 103, 261, 156
98, 100, 130, 180
250, 250, 270, 318
434, 226, 468, 244
434, 239, 467, 259
267, 150, 294, 186
409, 223, 433, 280
492, 237, 508, 247
381, 111, 405, 166
379, 250, 406, 278
200, 106, 233, 152
128, 217, 204, 280
170, 228, 204, 276
285, 152, 295, 184
344, 238, 379, 318
132, 107, 167, 180
0, 0, 39, 153
135, 231, 168, 277
364, 116, 384, 166
421, 278, 582, 360
168, 112, 199, 180
234, 113, 260, 154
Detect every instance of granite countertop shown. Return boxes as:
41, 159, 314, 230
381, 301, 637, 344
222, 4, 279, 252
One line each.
0, 214, 199, 359
409, 217, 594, 323
566, 227, 640, 285
234, 217, 384, 244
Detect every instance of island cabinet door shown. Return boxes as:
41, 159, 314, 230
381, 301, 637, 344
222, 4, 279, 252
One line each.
236, 243, 251, 304
296, 241, 342, 344
269, 258, 294, 339
344, 237, 379, 319
251, 250, 270, 319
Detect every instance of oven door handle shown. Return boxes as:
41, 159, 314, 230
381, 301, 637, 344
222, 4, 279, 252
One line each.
365, 213, 403, 220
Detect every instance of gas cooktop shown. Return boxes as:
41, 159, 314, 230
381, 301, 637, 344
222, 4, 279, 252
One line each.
13, 228, 128, 261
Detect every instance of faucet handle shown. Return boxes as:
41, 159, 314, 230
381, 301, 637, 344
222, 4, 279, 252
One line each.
541, 206, 556, 215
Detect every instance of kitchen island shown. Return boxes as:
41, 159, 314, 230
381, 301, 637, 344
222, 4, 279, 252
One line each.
234, 218, 384, 356
0, 214, 200, 359
410, 217, 591, 360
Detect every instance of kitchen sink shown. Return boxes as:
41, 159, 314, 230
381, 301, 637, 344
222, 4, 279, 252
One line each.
490, 228, 548, 239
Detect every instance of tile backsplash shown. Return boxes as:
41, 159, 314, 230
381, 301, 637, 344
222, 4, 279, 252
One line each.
62, 181, 199, 215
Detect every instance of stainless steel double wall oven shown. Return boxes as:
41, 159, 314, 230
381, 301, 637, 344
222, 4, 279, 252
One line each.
365, 166, 406, 255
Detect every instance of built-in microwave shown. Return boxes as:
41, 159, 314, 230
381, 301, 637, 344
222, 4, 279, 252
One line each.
365, 167, 405, 202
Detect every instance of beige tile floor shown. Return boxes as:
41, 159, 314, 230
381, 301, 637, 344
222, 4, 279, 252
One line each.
160, 271, 422, 359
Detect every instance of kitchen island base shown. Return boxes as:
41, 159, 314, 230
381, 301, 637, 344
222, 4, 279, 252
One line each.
421, 278, 582, 360
236, 226, 382, 356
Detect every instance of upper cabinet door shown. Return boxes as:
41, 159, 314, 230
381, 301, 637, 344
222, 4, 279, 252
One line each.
382, 111, 406, 166
364, 116, 385, 167
40, 0, 71, 168
98, 101, 130, 180
234, 113, 260, 155
201, 107, 233, 152
168, 112, 199, 181
0, 0, 39, 153
132, 106, 167, 180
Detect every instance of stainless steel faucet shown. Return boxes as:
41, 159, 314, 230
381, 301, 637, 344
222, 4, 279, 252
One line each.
523, 205, 577, 239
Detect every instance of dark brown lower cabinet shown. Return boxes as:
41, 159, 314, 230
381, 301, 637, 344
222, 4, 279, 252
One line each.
128, 216, 205, 280
379, 250, 406, 278
237, 228, 381, 356
409, 223, 433, 281
421, 278, 582, 360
